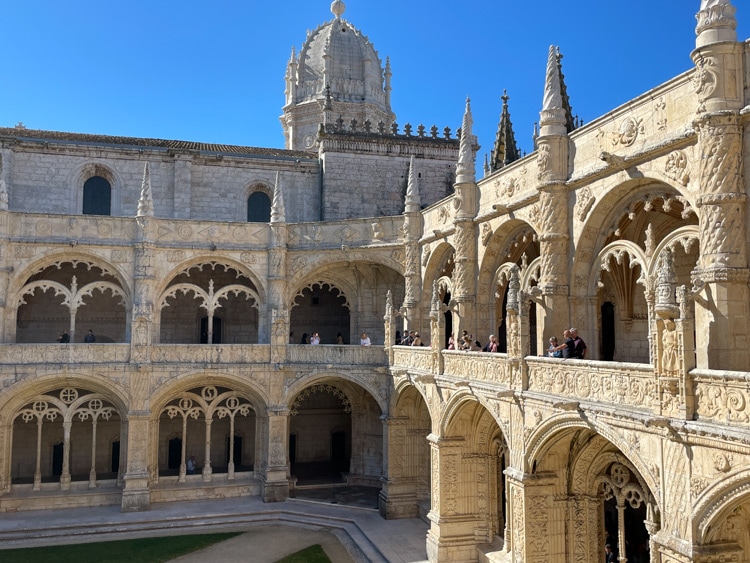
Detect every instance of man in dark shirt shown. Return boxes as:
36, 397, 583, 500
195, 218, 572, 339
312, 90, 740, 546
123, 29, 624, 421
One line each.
571, 328, 587, 359
605, 543, 616, 563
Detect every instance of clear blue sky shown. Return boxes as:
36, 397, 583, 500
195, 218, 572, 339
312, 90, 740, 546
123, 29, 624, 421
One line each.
2, 1, 748, 159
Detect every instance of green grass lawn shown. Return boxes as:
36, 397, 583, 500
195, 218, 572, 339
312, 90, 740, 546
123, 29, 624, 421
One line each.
0, 532, 242, 563
274, 544, 332, 563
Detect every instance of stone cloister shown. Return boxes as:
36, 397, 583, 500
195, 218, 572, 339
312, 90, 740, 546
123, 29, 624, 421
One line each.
0, 1, 749, 561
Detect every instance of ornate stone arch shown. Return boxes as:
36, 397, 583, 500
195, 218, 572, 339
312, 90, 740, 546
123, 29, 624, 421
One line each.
588, 240, 648, 299
149, 372, 271, 417
693, 468, 750, 544
524, 413, 658, 498
421, 241, 455, 307
646, 225, 701, 280
287, 254, 405, 291
0, 373, 129, 417
70, 161, 124, 216
8, 252, 132, 304
573, 178, 696, 301
156, 257, 266, 303
281, 370, 387, 414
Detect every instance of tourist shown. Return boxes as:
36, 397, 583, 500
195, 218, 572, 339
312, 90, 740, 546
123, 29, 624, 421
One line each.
360, 332, 371, 346
547, 336, 563, 357
447, 334, 455, 350
570, 328, 587, 359
84, 329, 96, 343
402, 331, 415, 346
336, 332, 344, 345
299, 332, 309, 344
411, 332, 422, 346
310, 332, 321, 345
187, 456, 196, 475
483, 334, 499, 352
57, 331, 70, 343
605, 544, 616, 563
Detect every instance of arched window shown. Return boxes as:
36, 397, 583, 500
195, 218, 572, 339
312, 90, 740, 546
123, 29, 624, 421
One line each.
247, 191, 271, 223
82, 176, 112, 216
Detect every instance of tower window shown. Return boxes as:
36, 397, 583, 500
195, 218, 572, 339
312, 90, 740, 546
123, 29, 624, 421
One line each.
247, 191, 271, 223
82, 176, 111, 216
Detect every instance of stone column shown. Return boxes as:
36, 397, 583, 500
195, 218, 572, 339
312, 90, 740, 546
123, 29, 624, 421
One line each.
269, 176, 289, 357
121, 412, 151, 512
452, 212, 478, 342
260, 406, 290, 502
379, 416, 419, 519
131, 225, 155, 360
691, 2, 749, 371
504, 469, 565, 562
402, 156, 423, 334
536, 44, 572, 354
425, 433, 490, 562
121, 368, 152, 512
452, 99, 479, 341
506, 265, 529, 388
537, 184, 570, 348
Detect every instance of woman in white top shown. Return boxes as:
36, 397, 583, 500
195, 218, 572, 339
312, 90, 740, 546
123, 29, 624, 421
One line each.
360, 332, 371, 346
310, 332, 321, 345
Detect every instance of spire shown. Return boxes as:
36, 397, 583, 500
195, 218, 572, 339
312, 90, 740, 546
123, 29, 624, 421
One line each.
456, 97, 476, 184
271, 172, 286, 223
404, 156, 421, 213
136, 162, 154, 217
490, 90, 520, 172
696, 0, 737, 46
0, 154, 7, 211
384, 56, 393, 110
540, 45, 569, 137
555, 48, 577, 133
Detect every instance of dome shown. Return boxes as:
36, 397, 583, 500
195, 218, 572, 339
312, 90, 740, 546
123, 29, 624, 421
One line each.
294, 5, 389, 111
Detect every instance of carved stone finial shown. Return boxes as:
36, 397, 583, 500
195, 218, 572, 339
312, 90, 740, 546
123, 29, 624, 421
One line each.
136, 162, 154, 218
456, 97, 476, 184
271, 172, 286, 223
655, 248, 679, 319
696, 0, 737, 45
506, 264, 521, 313
404, 156, 421, 213
331, 0, 346, 19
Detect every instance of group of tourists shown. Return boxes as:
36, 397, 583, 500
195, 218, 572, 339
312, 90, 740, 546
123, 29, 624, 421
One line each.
397, 330, 423, 346
293, 331, 371, 346
547, 328, 587, 359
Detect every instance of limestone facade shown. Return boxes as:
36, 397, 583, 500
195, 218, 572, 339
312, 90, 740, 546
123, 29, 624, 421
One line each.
0, 2, 749, 562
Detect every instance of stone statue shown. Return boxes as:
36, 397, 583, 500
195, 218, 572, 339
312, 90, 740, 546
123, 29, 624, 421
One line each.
661, 319, 679, 377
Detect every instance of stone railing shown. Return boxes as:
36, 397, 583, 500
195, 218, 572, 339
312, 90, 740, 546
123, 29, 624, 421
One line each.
693, 369, 750, 424
443, 350, 516, 387
287, 344, 387, 366
391, 349, 660, 412
526, 357, 656, 410
149, 345, 271, 364
392, 346, 434, 372
0, 344, 131, 364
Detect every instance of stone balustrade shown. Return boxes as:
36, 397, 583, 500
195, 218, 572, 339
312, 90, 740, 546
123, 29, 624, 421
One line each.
390, 350, 750, 426
693, 369, 750, 424
149, 345, 271, 364
392, 345, 434, 372
286, 344, 387, 365
526, 357, 656, 409
0, 344, 131, 364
